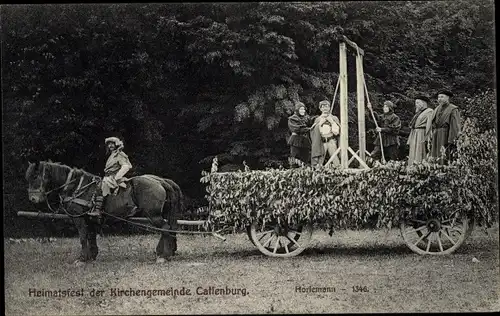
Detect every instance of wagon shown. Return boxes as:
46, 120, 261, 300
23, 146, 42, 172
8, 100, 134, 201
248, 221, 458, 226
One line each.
17, 201, 475, 258
201, 165, 478, 258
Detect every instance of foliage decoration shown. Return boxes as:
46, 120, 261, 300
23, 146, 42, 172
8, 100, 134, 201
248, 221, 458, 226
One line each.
203, 119, 497, 233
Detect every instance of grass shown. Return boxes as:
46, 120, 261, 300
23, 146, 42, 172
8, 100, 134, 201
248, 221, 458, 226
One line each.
5, 224, 499, 315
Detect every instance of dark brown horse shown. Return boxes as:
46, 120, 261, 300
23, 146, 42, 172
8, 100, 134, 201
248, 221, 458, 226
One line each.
25, 161, 183, 264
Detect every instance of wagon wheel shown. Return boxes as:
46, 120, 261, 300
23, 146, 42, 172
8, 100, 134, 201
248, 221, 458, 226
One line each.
411, 215, 475, 241
400, 212, 470, 255
246, 225, 256, 246
246, 224, 302, 247
249, 220, 312, 257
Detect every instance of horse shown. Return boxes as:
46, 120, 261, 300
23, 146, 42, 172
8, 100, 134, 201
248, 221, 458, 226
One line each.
25, 161, 183, 265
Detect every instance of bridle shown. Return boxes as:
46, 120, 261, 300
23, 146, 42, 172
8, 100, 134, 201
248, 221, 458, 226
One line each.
58, 175, 101, 218
29, 163, 101, 217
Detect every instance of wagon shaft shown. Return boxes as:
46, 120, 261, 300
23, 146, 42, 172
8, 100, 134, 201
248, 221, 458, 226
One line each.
18, 211, 204, 225
16, 211, 226, 240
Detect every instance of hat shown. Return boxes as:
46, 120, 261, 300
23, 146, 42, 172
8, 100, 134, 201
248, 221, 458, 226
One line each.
415, 94, 430, 103
383, 100, 396, 110
319, 100, 330, 108
105, 137, 124, 150
438, 90, 453, 97
295, 102, 306, 111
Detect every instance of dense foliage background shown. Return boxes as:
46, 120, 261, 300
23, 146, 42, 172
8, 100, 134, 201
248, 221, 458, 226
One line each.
2, 2, 495, 236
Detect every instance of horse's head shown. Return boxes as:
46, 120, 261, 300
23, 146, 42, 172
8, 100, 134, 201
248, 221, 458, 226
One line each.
26, 161, 71, 204
26, 161, 49, 203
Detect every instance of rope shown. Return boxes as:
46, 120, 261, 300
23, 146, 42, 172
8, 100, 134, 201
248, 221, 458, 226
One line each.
45, 178, 79, 195
330, 76, 340, 114
357, 51, 386, 164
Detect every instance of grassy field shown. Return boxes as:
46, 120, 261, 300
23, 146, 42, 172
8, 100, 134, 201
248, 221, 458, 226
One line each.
5, 224, 500, 315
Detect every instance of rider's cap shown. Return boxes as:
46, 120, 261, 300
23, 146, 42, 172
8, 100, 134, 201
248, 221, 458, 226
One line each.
105, 137, 124, 149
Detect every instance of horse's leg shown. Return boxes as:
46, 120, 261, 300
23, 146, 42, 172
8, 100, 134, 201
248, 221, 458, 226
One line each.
173, 231, 178, 255
156, 234, 165, 260
149, 216, 172, 262
156, 224, 176, 263
131, 176, 179, 263
158, 200, 178, 261
73, 217, 93, 264
163, 223, 176, 258
87, 221, 99, 261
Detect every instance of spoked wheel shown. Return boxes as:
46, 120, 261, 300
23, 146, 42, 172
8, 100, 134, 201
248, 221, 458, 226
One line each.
249, 220, 312, 257
246, 225, 255, 246
401, 212, 470, 255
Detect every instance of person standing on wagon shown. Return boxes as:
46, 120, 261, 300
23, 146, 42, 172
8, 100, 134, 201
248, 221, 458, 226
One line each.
310, 100, 341, 167
88, 137, 133, 217
407, 94, 434, 166
366, 100, 401, 161
287, 102, 312, 166
425, 90, 461, 164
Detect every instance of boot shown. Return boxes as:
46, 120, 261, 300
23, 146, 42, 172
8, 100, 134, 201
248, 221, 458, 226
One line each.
88, 195, 104, 217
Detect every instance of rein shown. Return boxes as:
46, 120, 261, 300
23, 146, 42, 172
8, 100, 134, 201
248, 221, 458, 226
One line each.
34, 163, 101, 218
58, 175, 101, 218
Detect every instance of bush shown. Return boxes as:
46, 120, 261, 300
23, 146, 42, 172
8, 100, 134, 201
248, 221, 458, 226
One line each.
202, 119, 497, 233
461, 89, 496, 132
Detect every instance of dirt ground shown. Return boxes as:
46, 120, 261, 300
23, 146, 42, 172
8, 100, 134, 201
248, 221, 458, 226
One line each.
5, 224, 499, 315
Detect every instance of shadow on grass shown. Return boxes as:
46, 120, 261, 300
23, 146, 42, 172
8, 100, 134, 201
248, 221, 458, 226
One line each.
177, 241, 496, 261
10, 230, 495, 266
302, 244, 416, 257
174, 244, 417, 261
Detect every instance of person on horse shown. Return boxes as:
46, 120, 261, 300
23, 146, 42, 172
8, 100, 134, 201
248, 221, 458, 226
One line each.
88, 137, 133, 217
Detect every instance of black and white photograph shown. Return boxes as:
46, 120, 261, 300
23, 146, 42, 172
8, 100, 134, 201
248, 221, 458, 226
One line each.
3, 2, 498, 314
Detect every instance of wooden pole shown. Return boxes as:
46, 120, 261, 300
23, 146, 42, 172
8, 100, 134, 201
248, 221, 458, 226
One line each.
339, 42, 349, 169
356, 51, 366, 163
342, 36, 364, 55
16, 211, 207, 226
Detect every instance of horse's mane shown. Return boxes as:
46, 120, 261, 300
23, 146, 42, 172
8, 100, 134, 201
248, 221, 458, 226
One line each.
25, 163, 36, 181
27, 161, 99, 183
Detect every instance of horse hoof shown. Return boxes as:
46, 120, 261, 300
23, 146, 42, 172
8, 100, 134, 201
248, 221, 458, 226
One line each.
156, 257, 167, 264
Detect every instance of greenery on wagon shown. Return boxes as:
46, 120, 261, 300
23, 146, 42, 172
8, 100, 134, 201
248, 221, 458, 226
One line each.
202, 118, 497, 232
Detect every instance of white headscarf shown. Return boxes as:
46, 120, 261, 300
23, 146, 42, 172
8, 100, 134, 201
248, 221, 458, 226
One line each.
105, 137, 124, 151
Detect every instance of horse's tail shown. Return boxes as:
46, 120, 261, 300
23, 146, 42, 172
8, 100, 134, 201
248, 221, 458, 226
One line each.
162, 178, 184, 223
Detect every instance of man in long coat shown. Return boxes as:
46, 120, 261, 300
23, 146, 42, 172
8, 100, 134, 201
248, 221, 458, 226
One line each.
426, 90, 461, 164
367, 100, 401, 161
287, 102, 312, 166
310, 100, 341, 167
407, 95, 434, 166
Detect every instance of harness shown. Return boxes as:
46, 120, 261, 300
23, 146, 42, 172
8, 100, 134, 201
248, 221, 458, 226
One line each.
32, 165, 226, 237
33, 163, 101, 218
